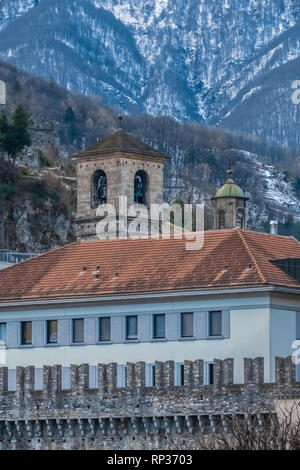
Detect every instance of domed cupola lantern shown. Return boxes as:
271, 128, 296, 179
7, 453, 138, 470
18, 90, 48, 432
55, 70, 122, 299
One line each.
211, 169, 248, 230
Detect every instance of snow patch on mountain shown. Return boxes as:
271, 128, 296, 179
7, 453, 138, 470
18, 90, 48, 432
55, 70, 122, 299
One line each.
241, 150, 300, 217
0, 0, 300, 148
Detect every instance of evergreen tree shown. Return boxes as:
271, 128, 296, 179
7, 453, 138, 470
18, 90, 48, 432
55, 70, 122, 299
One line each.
63, 106, 77, 143
64, 106, 76, 123
0, 106, 32, 159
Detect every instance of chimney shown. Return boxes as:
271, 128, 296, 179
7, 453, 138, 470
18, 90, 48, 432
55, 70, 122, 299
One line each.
270, 220, 278, 235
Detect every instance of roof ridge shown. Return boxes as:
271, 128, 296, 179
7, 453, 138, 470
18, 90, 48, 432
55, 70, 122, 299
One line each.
236, 229, 267, 284
290, 235, 300, 246
73, 129, 168, 160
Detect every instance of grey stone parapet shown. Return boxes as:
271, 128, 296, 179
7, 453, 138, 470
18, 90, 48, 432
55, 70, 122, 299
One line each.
0, 357, 296, 397
244, 357, 264, 384
275, 356, 296, 384
0, 357, 298, 449
214, 358, 234, 386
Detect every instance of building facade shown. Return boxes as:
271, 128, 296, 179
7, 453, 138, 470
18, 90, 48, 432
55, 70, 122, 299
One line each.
0, 130, 299, 390
0, 230, 299, 386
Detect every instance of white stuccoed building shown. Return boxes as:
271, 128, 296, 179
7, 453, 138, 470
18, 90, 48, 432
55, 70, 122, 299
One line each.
0, 130, 299, 387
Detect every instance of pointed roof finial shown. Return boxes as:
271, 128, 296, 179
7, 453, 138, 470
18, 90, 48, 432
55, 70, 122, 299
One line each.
226, 156, 233, 181
117, 113, 124, 131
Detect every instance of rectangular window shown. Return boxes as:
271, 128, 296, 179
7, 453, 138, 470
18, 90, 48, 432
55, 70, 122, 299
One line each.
181, 312, 193, 337
146, 364, 156, 386
297, 312, 300, 340
152, 365, 156, 387
0, 323, 6, 345
209, 363, 214, 385
21, 321, 32, 345
180, 364, 185, 386
99, 317, 111, 342
47, 320, 58, 344
72, 318, 84, 343
117, 365, 127, 388
153, 314, 165, 339
126, 316, 138, 340
209, 311, 222, 337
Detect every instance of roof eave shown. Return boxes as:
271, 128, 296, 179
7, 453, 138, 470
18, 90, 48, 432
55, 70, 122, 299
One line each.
72, 150, 168, 163
0, 285, 299, 309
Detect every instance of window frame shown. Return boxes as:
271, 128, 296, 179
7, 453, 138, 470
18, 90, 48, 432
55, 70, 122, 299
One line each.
72, 318, 85, 344
46, 319, 58, 345
99, 317, 111, 342
0, 322, 6, 346
21, 321, 32, 346
296, 312, 300, 340
126, 315, 138, 341
180, 312, 194, 338
208, 310, 223, 337
204, 361, 215, 385
153, 314, 166, 339
117, 364, 127, 388
146, 363, 156, 387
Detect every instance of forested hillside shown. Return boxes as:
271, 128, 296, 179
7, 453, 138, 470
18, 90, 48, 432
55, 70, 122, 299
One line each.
0, 60, 300, 252
0, 0, 300, 149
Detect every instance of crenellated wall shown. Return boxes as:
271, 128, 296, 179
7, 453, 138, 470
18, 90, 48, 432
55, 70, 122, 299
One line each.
0, 357, 299, 450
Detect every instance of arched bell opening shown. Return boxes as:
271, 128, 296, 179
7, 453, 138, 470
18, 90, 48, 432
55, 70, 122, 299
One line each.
91, 170, 107, 208
134, 170, 149, 206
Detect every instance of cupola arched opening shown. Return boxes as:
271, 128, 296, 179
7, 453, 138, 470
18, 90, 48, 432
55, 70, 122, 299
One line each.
236, 208, 245, 228
91, 170, 107, 208
218, 210, 225, 229
134, 170, 149, 206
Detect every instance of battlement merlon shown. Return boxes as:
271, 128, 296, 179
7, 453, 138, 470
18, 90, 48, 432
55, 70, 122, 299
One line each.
0, 357, 297, 398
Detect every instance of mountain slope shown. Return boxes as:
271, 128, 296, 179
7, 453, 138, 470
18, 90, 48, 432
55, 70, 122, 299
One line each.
0, 1, 300, 148
0, 60, 300, 251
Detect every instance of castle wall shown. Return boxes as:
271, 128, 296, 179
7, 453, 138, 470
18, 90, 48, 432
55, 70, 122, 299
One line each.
0, 357, 297, 450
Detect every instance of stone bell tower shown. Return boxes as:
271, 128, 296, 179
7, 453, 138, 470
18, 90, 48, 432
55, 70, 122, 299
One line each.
73, 128, 168, 240
211, 170, 248, 230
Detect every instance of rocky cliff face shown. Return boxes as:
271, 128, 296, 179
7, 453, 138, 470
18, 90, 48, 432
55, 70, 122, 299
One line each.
0, 0, 300, 149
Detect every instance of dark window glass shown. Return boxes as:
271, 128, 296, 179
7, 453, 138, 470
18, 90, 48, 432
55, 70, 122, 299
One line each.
209, 363, 214, 385
153, 314, 165, 339
99, 317, 111, 342
47, 320, 58, 344
181, 312, 193, 337
73, 319, 84, 343
297, 312, 300, 340
125, 366, 128, 387
152, 365, 156, 386
0, 323, 6, 345
180, 364, 185, 386
209, 311, 222, 337
126, 316, 138, 340
218, 210, 225, 229
21, 321, 32, 345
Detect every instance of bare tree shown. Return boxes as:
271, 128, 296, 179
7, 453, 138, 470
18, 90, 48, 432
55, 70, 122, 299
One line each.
163, 401, 300, 451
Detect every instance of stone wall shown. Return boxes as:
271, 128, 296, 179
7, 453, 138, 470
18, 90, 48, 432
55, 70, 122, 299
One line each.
0, 357, 299, 450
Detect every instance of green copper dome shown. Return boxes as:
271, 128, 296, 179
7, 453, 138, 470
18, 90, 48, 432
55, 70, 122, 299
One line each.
215, 171, 245, 198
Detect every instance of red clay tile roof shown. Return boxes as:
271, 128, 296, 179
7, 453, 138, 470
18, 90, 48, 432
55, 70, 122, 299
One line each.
0, 229, 300, 302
